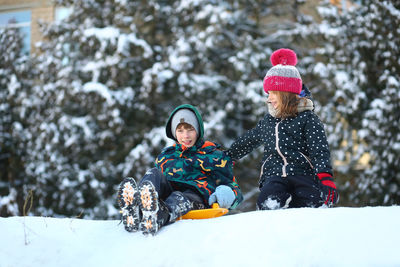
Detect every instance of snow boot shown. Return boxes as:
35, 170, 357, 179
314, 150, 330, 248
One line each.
164, 191, 193, 222
138, 181, 174, 235
138, 180, 161, 235
117, 177, 140, 232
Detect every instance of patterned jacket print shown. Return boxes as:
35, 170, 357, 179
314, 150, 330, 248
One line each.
157, 104, 243, 208
226, 98, 332, 186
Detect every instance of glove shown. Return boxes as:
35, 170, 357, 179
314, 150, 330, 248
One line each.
317, 173, 339, 207
208, 185, 235, 209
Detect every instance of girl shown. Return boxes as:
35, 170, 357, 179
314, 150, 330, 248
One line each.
226, 48, 338, 210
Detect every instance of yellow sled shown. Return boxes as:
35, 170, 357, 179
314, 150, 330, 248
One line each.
178, 203, 228, 220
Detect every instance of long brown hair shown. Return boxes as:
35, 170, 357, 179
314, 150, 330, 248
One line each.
274, 91, 301, 119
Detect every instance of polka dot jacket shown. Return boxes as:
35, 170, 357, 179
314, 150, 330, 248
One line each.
226, 108, 332, 186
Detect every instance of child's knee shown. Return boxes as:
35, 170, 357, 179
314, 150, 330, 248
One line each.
290, 191, 324, 208
257, 179, 291, 210
141, 168, 163, 182
257, 191, 292, 210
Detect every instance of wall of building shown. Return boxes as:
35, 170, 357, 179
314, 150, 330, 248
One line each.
0, 0, 54, 52
1, 0, 355, 54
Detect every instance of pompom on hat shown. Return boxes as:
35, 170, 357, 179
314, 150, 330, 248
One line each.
263, 48, 302, 94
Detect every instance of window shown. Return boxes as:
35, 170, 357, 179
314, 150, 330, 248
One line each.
0, 10, 31, 54
54, 7, 74, 65
55, 7, 73, 22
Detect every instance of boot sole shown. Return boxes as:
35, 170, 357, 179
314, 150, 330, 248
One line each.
138, 181, 159, 235
117, 177, 140, 232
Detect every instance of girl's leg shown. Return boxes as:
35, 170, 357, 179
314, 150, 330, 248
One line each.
257, 177, 292, 210
288, 176, 324, 208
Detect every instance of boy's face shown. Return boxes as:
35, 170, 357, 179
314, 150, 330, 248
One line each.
176, 123, 197, 148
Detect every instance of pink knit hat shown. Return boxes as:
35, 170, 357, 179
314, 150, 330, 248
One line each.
263, 48, 302, 94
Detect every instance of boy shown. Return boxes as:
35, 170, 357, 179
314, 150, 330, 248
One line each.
117, 104, 243, 235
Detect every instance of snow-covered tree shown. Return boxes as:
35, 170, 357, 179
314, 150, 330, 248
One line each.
286, 0, 400, 205
3, 0, 311, 218
24, 0, 141, 218
0, 27, 32, 216
327, 0, 400, 205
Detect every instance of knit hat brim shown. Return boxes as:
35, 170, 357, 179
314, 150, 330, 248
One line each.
263, 76, 302, 94
170, 109, 199, 138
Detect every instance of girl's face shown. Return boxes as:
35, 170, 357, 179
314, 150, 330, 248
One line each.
176, 124, 197, 148
267, 91, 280, 109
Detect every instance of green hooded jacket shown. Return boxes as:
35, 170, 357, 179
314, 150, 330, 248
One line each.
156, 104, 242, 209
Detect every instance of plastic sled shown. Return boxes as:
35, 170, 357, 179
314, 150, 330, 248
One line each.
178, 203, 228, 220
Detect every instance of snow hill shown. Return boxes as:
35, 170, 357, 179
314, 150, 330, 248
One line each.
1, 206, 400, 267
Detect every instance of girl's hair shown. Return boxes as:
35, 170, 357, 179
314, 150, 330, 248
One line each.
274, 91, 301, 118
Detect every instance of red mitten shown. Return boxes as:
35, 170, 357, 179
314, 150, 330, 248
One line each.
317, 173, 339, 207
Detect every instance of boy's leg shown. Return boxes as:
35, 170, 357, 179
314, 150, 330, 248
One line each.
139, 168, 174, 199
138, 180, 161, 235
288, 176, 324, 208
164, 189, 205, 222
257, 177, 292, 210
138, 168, 173, 235
182, 189, 206, 210
117, 177, 140, 232
137, 168, 206, 234
138, 186, 204, 235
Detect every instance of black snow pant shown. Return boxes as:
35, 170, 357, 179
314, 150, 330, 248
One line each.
257, 175, 324, 210
139, 168, 205, 222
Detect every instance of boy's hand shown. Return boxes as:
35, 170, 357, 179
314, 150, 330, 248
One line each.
208, 185, 235, 209
317, 173, 339, 207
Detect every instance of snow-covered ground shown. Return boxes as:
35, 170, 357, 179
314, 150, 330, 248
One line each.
1, 206, 400, 267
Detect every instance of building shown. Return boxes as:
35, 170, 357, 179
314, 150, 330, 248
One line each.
0, 0, 70, 54
0, 0, 356, 55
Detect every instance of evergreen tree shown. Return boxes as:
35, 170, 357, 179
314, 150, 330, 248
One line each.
12, 0, 309, 218
289, 0, 400, 205
331, 0, 400, 205
0, 27, 32, 216
25, 0, 141, 218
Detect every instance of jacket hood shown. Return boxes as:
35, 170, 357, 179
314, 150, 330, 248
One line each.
166, 104, 204, 142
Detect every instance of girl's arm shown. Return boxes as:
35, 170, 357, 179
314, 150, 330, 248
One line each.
225, 118, 265, 161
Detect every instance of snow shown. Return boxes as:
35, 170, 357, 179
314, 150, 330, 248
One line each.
118, 33, 153, 58
7, 74, 19, 96
82, 82, 115, 105
84, 27, 120, 40
1, 206, 400, 267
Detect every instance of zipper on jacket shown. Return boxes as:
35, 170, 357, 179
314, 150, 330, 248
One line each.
299, 151, 314, 169
275, 121, 288, 177
258, 154, 272, 184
